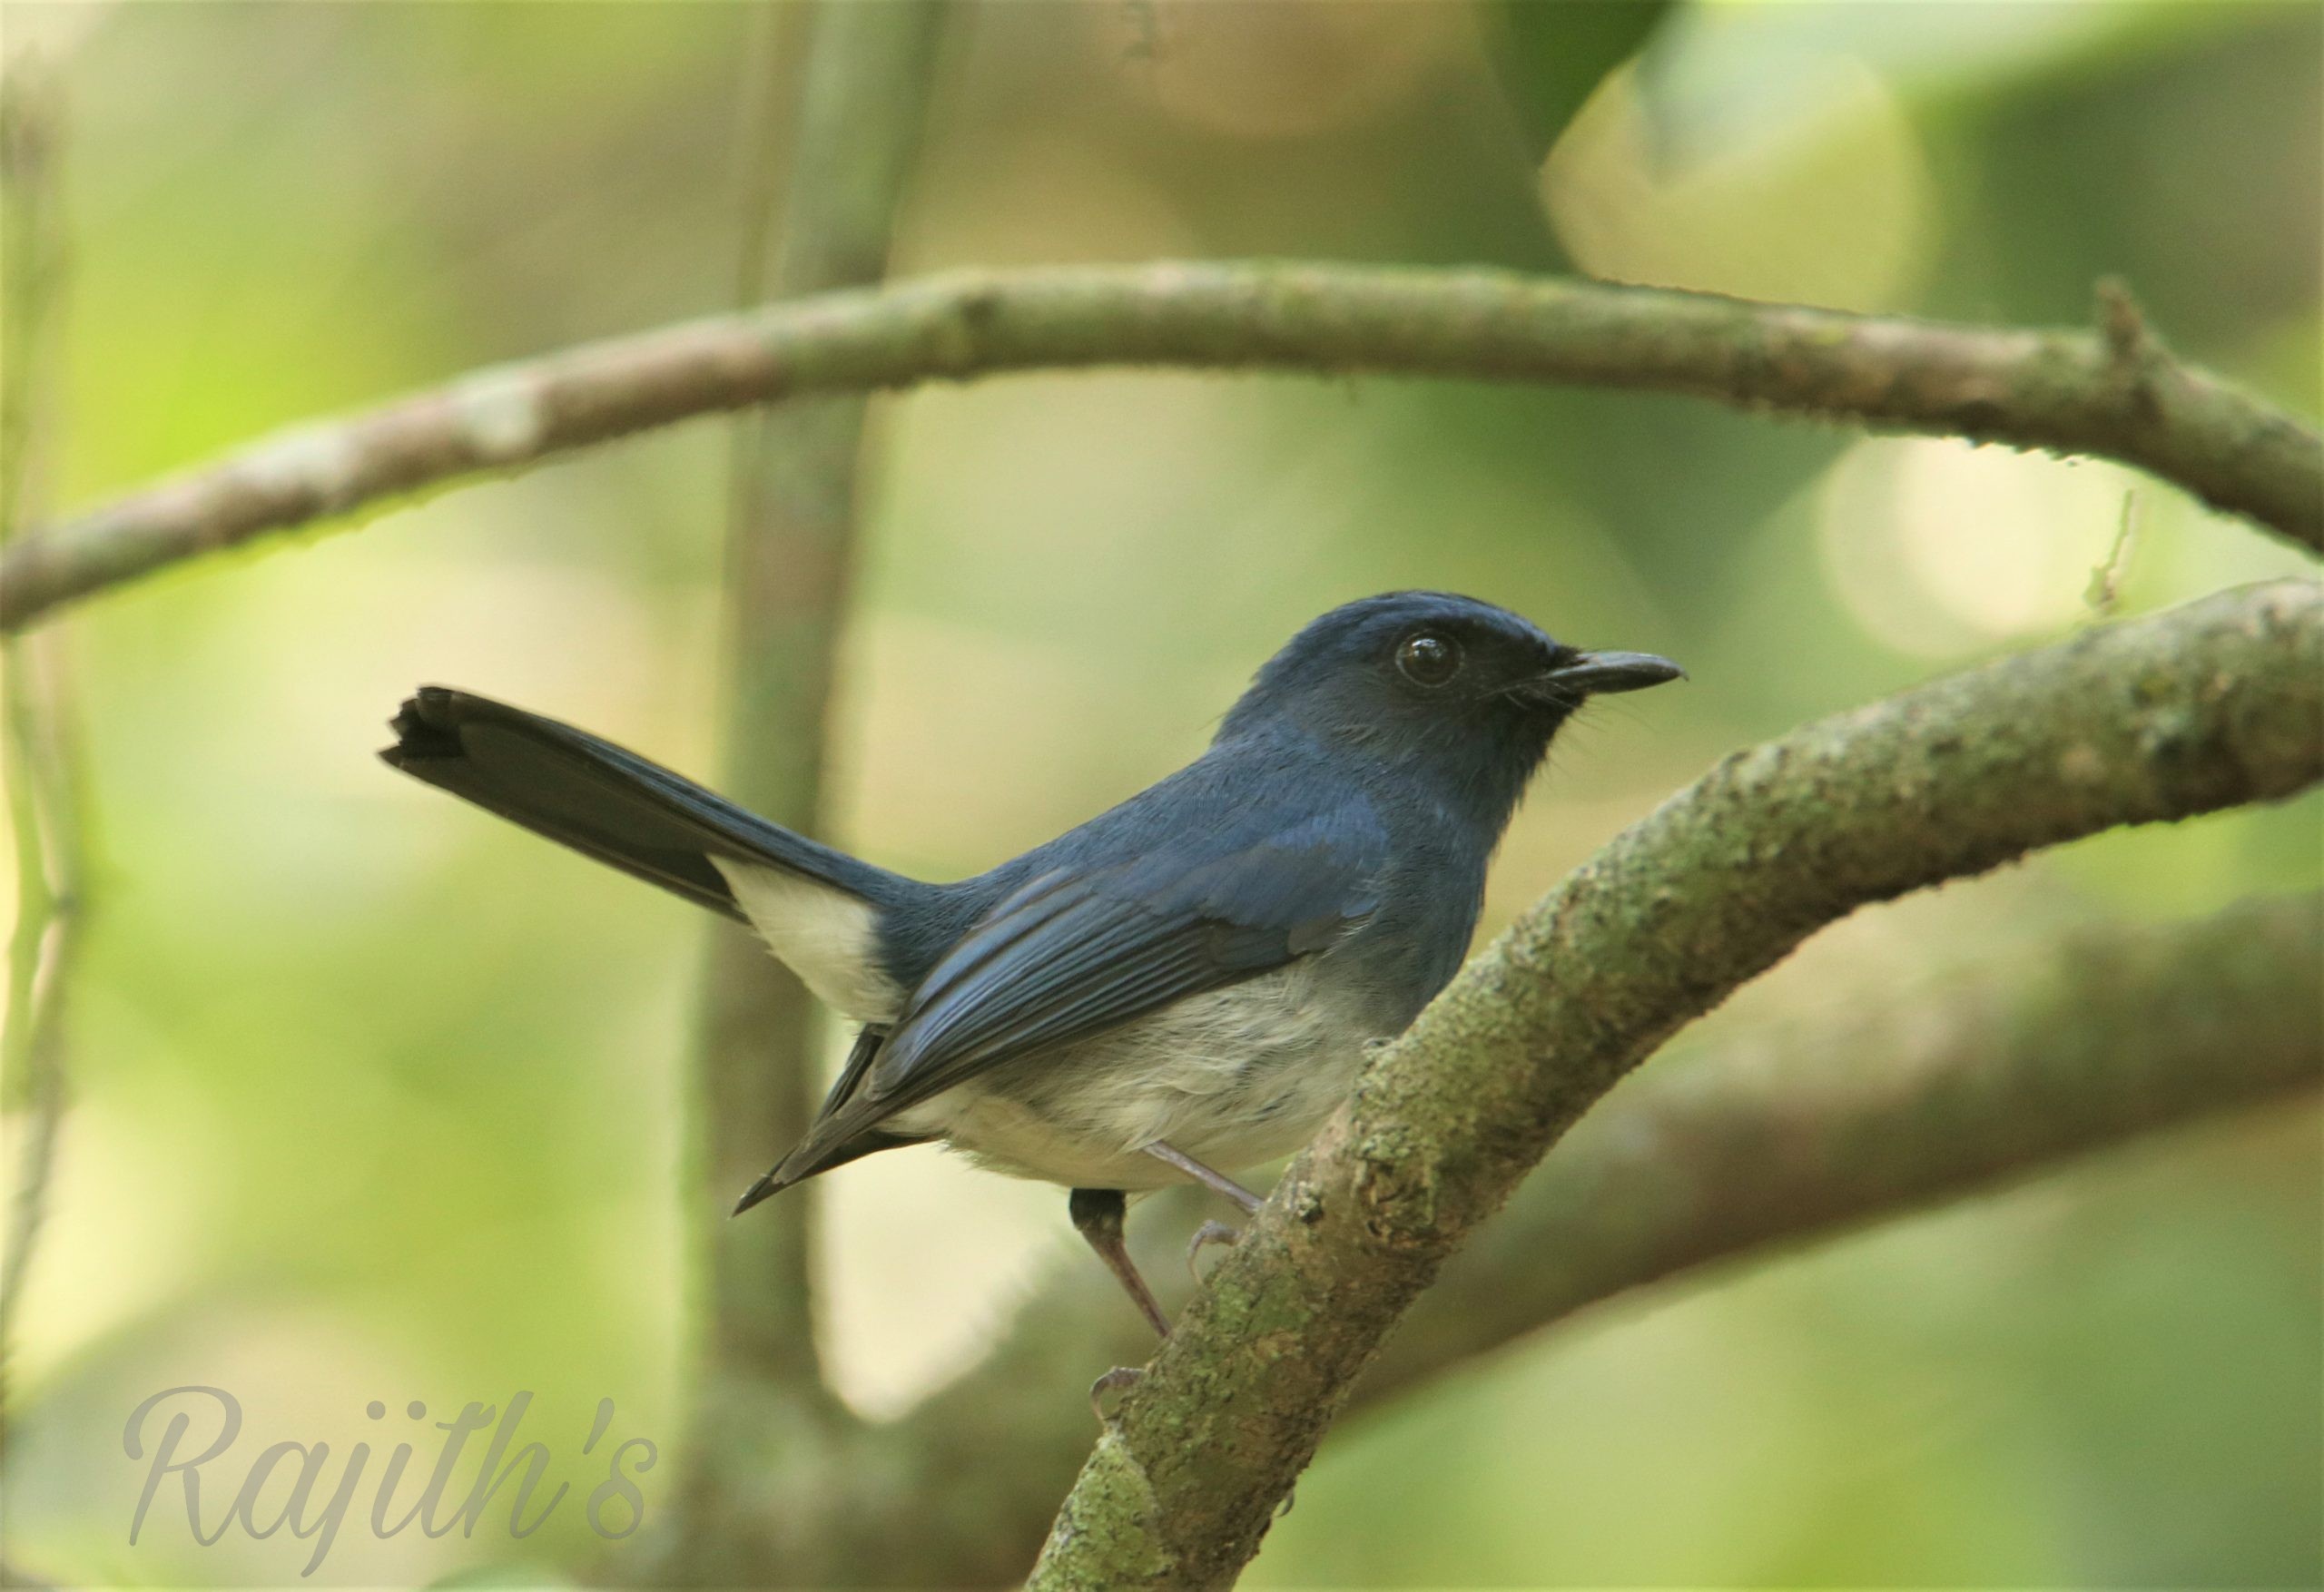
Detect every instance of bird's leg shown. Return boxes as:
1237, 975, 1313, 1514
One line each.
1068, 1187, 1170, 1338
1142, 1141, 1264, 1279
1070, 1187, 1169, 1423
1143, 1140, 1264, 1213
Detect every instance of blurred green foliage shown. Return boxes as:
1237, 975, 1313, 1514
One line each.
2, 2, 2317, 1586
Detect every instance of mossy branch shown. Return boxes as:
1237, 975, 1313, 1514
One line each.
1027, 578, 2323, 1592
3, 263, 2316, 632
790, 893, 2320, 1587
1354, 889, 2322, 1404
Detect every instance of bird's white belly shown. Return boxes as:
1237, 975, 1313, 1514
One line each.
891, 963, 1382, 1190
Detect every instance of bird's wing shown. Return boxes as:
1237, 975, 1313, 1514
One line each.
771, 805, 1384, 1184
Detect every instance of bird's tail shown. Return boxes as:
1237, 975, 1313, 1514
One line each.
380, 686, 909, 920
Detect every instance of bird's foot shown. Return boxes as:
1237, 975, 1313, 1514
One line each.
1089, 1366, 1144, 1425
1187, 1218, 1241, 1282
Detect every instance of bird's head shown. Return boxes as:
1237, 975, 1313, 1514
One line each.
1217, 591, 1682, 820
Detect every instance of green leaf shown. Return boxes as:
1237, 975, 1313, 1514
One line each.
1481, 0, 1679, 163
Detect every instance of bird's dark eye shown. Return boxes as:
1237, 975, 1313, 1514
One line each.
1395, 632, 1462, 688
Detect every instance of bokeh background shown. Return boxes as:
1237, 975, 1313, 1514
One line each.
2, 1, 2318, 1586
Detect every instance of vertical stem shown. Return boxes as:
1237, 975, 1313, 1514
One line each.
666, 3, 946, 1581
0, 63, 89, 1472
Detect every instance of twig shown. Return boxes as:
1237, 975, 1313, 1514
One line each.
2084, 490, 2139, 615
0, 64, 90, 1472
2096, 276, 2157, 385
664, 4, 947, 1585
1028, 579, 2323, 1592
2, 262, 2316, 634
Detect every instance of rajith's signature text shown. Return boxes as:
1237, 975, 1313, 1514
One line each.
123, 1386, 657, 1576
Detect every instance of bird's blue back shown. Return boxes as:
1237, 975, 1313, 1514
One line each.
872, 716, 1492, 1035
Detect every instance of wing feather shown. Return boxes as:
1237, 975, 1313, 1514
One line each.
771, 803, 1385, 1184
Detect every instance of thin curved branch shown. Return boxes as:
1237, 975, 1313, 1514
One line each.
1028, 579, 2323, 1592
3, 263, 2316, 631
801, 891, 2321, 1587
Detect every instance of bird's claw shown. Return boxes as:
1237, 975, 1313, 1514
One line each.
1187, 1218, 1241, 1282
1089, 1366, 1144, 1425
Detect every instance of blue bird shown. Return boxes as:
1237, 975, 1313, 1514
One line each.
381, 593, 1681, 1334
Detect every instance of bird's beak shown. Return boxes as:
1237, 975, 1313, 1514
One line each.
1531, 649, 1686, 702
